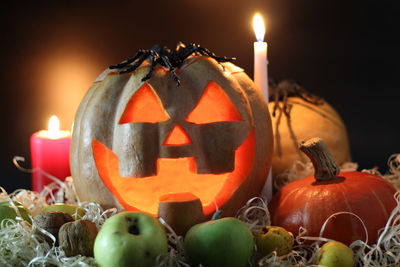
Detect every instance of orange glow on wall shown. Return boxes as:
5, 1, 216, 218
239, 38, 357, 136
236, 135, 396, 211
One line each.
36, 52, 100, 130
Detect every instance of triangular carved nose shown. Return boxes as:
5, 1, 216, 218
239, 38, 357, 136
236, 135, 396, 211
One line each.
163, 125, 192, 146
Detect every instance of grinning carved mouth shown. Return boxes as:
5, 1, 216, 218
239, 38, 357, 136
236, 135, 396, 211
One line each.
92, 130, 255, 216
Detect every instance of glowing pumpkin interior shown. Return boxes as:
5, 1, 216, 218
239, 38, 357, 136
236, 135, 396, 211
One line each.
92, 81, 254, 216
163, 125, 192, 146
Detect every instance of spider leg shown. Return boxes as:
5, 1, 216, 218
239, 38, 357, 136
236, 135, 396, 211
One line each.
109, 50, 145, 69
141, 51, 160, 82
196, 45, 235, 62
160, 55, 181, 86
295, 84, 324, 105
272, 89, 280, 117
282, 88, 291, 118
120, 51, 151, 74
175, 41, 186, 52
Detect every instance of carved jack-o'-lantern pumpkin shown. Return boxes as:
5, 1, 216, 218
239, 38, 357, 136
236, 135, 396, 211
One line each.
70, 55, 273, 222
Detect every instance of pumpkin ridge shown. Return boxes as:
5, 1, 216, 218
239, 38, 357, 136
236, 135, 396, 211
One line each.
286, 98, 344, 129
72, 83, 100, 178
279, 183, 305, 214
364, 173, 397, 221
301, 188, 313, 235
368, 179, 390, 219
72, 75, 132, 208
336, 179, 361, 243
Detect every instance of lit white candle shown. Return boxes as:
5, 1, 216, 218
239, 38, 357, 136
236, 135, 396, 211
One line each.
253, 13, 269, 102
253, 13, 273, 201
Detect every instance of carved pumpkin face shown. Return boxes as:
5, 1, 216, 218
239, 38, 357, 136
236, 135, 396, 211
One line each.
71, 57, 273, 218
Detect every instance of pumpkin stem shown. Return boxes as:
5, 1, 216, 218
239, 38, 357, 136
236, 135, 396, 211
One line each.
299, 138, 340, 181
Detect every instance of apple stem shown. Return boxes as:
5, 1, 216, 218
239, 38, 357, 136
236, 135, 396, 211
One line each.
299, 138, 340, 181
211, 210, 223, 221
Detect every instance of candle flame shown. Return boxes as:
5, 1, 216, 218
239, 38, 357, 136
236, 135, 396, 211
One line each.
48, 115, 60, 133
37, 115, 70, 139
253, 13, 265, 42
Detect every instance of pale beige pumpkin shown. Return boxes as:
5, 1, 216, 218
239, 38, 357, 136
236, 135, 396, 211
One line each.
269, 96, 351, 179
70, 56, 273, 222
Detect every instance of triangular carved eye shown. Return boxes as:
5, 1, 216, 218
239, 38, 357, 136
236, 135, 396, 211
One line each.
119, 83, 169, 124
186, 81, 242, 124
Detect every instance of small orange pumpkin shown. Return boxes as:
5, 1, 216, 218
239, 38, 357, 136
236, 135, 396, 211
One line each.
269, 138, 396, 245
71, 56, 273, 224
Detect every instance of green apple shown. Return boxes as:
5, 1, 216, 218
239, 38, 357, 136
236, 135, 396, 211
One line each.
255, 225, 294, 256
42, 203, 85, 220
0, 201, 32, 227
316, 241, 355, 267
94, 211, 168, 267
184, 217, 254, 267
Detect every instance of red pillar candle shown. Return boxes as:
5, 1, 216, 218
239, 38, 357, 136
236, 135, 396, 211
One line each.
30, 115, 71, 192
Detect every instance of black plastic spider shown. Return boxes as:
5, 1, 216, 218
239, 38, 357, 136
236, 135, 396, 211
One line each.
269, 80, 324, 118
109, 42, 235, 86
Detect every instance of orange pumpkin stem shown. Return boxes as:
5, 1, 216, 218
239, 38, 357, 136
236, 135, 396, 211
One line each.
299, 137, 340, 181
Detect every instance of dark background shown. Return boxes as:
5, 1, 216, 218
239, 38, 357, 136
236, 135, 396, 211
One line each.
0, 0, 398, 192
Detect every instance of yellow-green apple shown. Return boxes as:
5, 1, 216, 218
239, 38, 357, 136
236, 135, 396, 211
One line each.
316, 241, 355, 267
94, 211, 168, 267
184, 217, 254, 267
255, 225, 294, 256
0, 201, 31, 227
